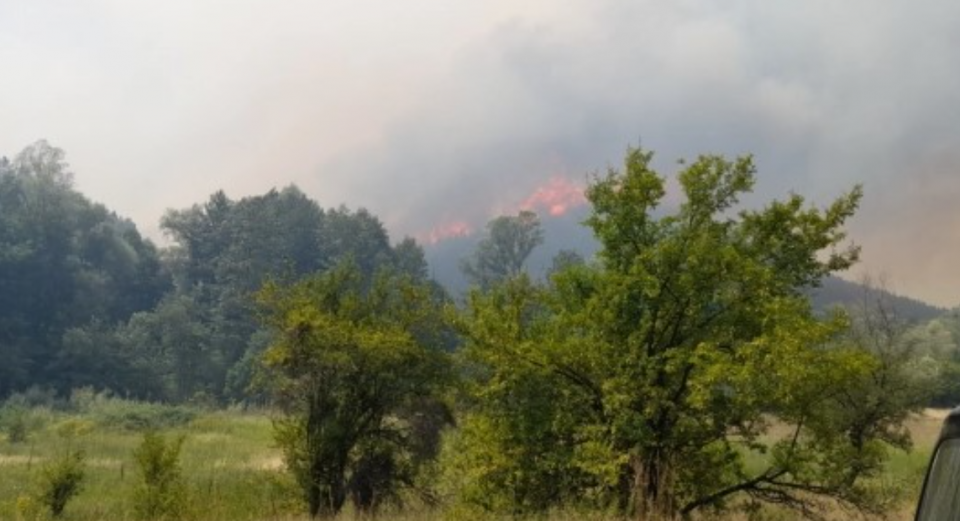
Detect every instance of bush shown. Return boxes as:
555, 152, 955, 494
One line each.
4, 407, 29, 443
70, 388, 196, 431
0, 405, 49, 443
37, 449, 86, 517
132, 431, 188, 520
5, 386, 60, 409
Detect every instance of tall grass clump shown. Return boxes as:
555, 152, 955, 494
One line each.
36, 449, 86, 517
132, 431, 188, 520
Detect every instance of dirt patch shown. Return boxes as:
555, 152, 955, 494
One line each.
250, 456, 284, 471
908, 409, 949, 449
0, 454, 37, 465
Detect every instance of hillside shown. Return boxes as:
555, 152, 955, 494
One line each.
425, 212, 948, 322
810, 276, 947, 322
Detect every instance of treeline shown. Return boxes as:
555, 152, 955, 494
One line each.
5, 141, 960, 519
0, 141, 432, 401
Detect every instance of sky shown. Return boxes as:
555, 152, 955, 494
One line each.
1, 0, 959, 306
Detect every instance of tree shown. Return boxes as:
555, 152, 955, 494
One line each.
457, 147, 879, 519
392, 237, 430, 281
0, 141, 168, 397
822, 277, 938, 497
118, 295, 215, 402
321, 206, 394, 278
460, 210, 544, 289
258, 263, 451, 518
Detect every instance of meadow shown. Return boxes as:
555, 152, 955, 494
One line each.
0, 391, 944, 521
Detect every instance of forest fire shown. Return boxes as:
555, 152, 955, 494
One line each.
419, 177, 588, 245
517, 176, 587, 217
422, 220, 472, 244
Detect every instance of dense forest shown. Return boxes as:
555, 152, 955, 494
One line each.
3, 140, 960, 519
0, 140, 432, 402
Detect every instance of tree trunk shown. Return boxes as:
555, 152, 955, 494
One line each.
632, 451, 678, 521
308, 475, 346, 518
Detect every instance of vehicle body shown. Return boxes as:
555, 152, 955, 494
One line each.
916, 408, 960, 520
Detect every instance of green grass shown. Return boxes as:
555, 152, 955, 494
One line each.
0, 400, 944, 521
0, 401, 301, 521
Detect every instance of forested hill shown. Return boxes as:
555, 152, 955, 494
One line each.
810, 276, 947, 322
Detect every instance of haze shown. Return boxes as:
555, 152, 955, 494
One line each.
1, 0, 958, 306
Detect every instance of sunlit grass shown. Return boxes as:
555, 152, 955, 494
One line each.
0, 403, 300, 520
0, 403, 944, 520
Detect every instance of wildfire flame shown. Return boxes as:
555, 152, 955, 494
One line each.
417, 176, 587, 245
422, 220, 472, 245
517, 176, 587, 217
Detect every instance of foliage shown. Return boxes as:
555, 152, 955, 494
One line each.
132, 431, 188, 520
2, 407, 30, 443
0, 141, 169, 397
455, 147, 881, 519
1, 396, 54, 443
258, 262, 452, 517
826, 280, 939, 488
68, 388, 196, 431
460, 210, 544, 289
1, 140, 434, 403
36, 449, 86, 517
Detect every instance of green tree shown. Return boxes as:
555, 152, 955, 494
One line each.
820, 278, 938, 500
457, 148, 879, 519
0, 141, 168, 397
258, 263, 451, 518
321, 206, 394, 278
119, 295, 214, 402
392, 236, 430, 281
460, 210, 544, 289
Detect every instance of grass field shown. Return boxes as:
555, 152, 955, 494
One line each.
0, 396, 946, 521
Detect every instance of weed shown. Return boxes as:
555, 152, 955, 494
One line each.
132, 431, 188, 520
37, 449, 86, 517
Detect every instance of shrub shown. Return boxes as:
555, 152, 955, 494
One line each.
5, 386, 60, 409
132, 431, 188, 520
5, 408, 29, 443
37, 449, 86, 517
70, 389, 196, 431
0, 405, 40, 443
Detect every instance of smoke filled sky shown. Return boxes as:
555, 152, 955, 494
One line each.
2, 0, 959, 305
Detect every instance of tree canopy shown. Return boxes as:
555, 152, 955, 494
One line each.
257, 263, 452, 517
460, 210, 544, 289
451, 148, 890, 519
0, 141, 169, 396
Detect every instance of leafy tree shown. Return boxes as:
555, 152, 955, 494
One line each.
821, 278, 938, 498
460, 210, 544, 289
456, 148, 879, 519
119, 295, 214, 402
159, 190, 429, 402
321, 206, 395, 278
258, 263, 451, 517
547, 248, 585, 279
0, 141, 168, 397
392, 236, 430, 281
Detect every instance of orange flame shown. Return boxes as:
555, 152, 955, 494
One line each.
517, 176, 587, 217
422, 220, 472, 244
417, 176, 587, 245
